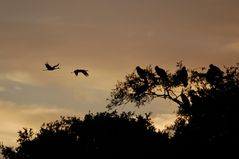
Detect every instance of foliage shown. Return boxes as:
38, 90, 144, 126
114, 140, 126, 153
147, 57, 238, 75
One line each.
107, 62, 191, 109
2, 62, 239, 158
107, 62, 239, 146
1, 111, 169, 159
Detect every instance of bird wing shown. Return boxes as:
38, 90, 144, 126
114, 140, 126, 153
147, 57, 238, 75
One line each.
81, 70, 89, 76
45, 63, 52, 69
53, 64, 59, 68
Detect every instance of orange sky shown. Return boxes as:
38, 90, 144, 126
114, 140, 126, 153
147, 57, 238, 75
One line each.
0, 0, 239, 146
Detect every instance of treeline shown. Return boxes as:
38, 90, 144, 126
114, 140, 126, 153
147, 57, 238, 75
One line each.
1, 62, 239, 158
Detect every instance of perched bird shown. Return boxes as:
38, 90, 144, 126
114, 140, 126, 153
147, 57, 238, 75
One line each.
180, 93, 191, 114
72, 69, 89, 77
155, 66, 168, 82
136, 66, 147, 79
43, 62, 60, 71
206, 64, 223, 86
173, 66, 188, 87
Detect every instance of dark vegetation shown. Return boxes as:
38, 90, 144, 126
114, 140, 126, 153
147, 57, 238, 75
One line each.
1, 62, 239, 158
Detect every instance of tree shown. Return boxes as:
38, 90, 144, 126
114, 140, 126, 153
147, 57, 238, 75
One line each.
107, 62, 239, 147
1, 111, 169, 159
107, 62, 191, 111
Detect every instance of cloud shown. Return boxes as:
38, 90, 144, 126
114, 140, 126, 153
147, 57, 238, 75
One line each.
151, 113, 177, 131
5, 71, 41, 86
224, 41, 239, 52
0, 86, 6, 92
0, 100, 83, 147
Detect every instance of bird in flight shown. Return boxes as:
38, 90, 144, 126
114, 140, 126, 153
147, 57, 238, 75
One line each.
71, 69, 89, 77
43, 62, 60, 71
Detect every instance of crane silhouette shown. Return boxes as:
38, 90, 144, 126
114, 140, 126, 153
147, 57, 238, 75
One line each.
43, 62, 60, 71
71, 69, 89, 77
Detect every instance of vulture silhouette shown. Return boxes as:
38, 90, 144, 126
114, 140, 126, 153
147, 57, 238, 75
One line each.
174, 66, 188, 87
72, 69, 89, 77
180, 93, 191, 114
206, 64, 223, 86
43, 62, 60, 71
155, 66, 168, 82
136, 66, 147, 79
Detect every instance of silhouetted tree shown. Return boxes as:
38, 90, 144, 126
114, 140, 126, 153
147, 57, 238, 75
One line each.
2, 62, 239, 158
1, 111, 169, 159
107, 62, 189, 109
107, 62, 239, 148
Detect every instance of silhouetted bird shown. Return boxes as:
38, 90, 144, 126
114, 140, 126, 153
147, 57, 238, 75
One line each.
174, 66, 188, 87
180, 93, 190, 113
155, 66, 168, 82
180, 67, 188, 87
43, 62, 60, 71
136, 66, 147, 79
72, 69, 89, 77
206, 64, 223, 86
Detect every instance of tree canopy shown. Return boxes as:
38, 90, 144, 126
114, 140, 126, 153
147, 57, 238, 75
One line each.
1, 111, 169, 159
1, 62, 239, 158
107, 62, 239, 147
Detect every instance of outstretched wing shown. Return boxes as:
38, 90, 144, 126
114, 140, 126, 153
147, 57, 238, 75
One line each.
80, 70, 89, 76
53, 63, 59, 68
73, 69, 89, 77
45, 63, 52, 70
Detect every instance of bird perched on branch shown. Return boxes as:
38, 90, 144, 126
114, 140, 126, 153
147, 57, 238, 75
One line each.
71, 69, 89, 77
155, 66, 168, 82
179, 93, 191, 115
206, 64, 223, 86
173, 66, 188, 87
136, 66, 147, 79
43, 62, 60, 71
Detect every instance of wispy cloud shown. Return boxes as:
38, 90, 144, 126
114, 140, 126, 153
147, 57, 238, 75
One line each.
5, 71, 41, 86
151, 113, 177, 131
224, 41, 239, 52
0, 100, 82, 147
0, 86, 6, 92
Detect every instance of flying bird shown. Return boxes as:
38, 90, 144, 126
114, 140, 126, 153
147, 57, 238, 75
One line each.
72, 69, 89, 77
136, 66, 147, 79
43, 62, 60, 71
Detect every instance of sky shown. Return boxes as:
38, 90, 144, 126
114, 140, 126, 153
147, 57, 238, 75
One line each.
0, 0, 239, 146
